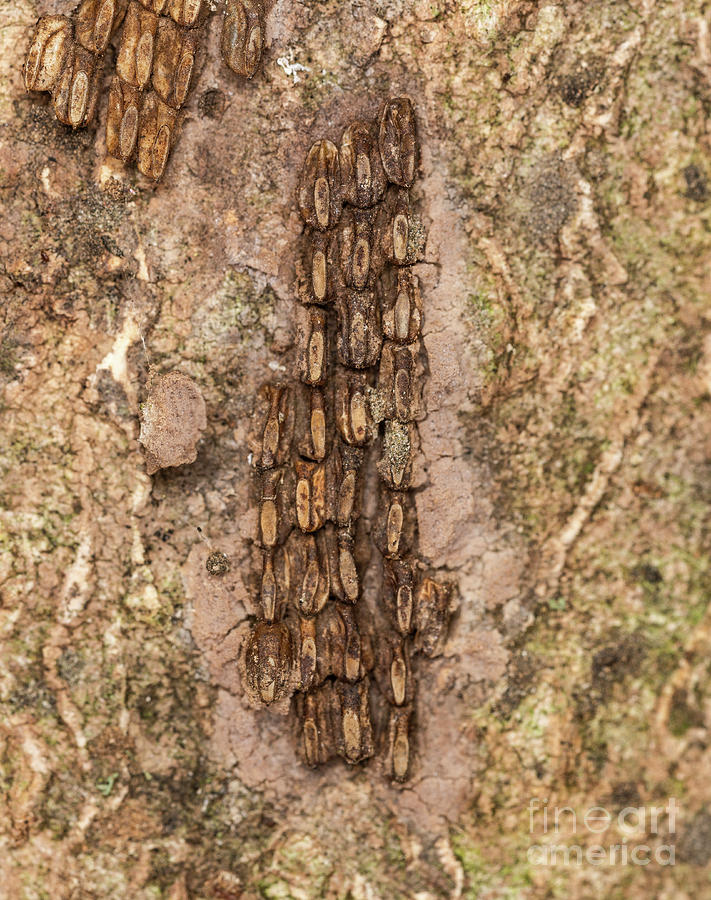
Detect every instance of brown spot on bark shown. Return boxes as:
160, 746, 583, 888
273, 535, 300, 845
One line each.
139, 370, 207, 475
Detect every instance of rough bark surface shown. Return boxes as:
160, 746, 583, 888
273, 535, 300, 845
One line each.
2, 0, 711, 897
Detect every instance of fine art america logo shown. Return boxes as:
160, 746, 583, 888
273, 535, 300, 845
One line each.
527, 797, 677, 866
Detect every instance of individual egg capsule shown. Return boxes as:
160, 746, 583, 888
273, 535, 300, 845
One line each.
378, 96, 417, 188
339, 119, 386, 208
106, 77, 142, 161
335, 680, 374, 765
310, 604, 344, 684
388, 640, 413, 706
116, 2, 158, 89
336, 603, 362, 682
338, 207, 378, 290
296, 306, 329, 386
258, 469, 284, 549
248, 383, 292, 470
387, 706, 413, 782
376, 187, 420, 267
328, 443, 364, 530
379, 268, 423, 344
166, 0, 209, 27
152, 17, 198, 109
294, 385, 328, 462
244, 621, 293, 705
136, 91, 177, 179
221, 0, 264, 78
377, 340, 421, 423
74, 0, 121, 56
296, 230, 336, 306
413, 576, 454, 658
295, 684, 337, 766
336, 528, 359, 603
297, 139, 341, 231
259, 548, 290, 623
285, 530, 330, 618
383, 557, 415, 636
376, 420, 415, 491
298, 614, 317, 690
24, 16, 72, 93
294, 458, 327, 533
372, 487, 415, 560
52, 44, 101, 128
334, 369, 372, 447
335, 288, 382, 370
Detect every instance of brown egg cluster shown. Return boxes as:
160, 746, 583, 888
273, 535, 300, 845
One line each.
244, 98, 453, 781
23, 0, 265, 179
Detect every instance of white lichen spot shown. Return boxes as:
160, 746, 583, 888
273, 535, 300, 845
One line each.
531, 4, 565, 53
21, 732, 50, 776
96, 307, 142, 388
134, 241, 150, 281
125, 570, 160, 613
462, 0, 505, 43
59, 531, 94, 624
277, 54, 310, 84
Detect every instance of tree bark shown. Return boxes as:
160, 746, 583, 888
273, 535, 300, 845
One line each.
2, 0, 711, 896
